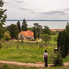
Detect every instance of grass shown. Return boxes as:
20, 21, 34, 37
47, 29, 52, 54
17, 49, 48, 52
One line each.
0, 35, 69, 65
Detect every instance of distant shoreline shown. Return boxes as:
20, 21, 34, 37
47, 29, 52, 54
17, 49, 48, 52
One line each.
6, 20, 69, 21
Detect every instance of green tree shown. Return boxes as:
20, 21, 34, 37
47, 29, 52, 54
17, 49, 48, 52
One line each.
57, 30, 68, 58
0, 0, 7, 40
43, 26, 51, 35
66, 22, 69, 33
33, 28, 37, 40
28, 27, 33, 31
66, 22, 69, 52
4, 31, 11, 40
41, 34, 51, 43
8, 24, 19, 39
17, 21, 21, 32
33, 23, 42, 38
53, 48, 63, 66
22, 19, 28, 31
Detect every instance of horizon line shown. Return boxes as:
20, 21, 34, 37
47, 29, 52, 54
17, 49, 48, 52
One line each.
6, 19, 69, 21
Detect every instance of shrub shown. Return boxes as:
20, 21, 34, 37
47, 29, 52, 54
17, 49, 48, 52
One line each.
53, 50, 63, 66
1, 38, 5, 42
36, 42, 38, 44
4, 32, 11, 40
0, 64, 11, 69
21, 40, 24, 43
54, 36, 57, 42
41, 34, 51, 43
0, 43, 3, 50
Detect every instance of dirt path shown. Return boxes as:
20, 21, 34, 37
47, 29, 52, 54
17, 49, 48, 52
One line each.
0, 61, 69, 67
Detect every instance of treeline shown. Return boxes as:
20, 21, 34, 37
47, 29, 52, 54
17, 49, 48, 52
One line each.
3, 19, 58, 40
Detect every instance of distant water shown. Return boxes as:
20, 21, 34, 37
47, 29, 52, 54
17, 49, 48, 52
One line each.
5, 20, 69, 29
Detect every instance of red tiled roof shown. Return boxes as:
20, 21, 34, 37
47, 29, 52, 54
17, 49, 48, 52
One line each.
19, 30, 34, 37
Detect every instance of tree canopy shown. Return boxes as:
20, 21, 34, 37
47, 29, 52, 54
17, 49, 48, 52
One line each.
41, 34, 51, 43
8, 24, 19, 39
17, 21, 21, 32
43, 26, 51, 35
22, 19, 28, 31
0, 0, 7, 40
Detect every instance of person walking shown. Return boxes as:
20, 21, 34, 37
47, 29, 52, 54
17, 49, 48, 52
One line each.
43, 50, 48, 67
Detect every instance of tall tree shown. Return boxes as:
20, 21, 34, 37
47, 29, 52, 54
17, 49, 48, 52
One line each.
57, 30, 68, 58
9, 24, 19, 39
43, 26, 51, 35
66, 22, 69, 51
0, 0, 7, 40
33, 23, 42, 38
22, 19, 28, 31
17, 21, 21, 32
33, 27, 37, 40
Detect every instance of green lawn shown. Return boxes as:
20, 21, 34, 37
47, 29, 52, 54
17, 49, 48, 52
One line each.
0, 35, 69, 66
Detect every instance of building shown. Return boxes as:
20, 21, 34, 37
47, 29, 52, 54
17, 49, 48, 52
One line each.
18, 30, 34, 40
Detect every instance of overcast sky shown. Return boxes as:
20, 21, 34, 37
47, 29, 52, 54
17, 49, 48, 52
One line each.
3, 0, 69, 20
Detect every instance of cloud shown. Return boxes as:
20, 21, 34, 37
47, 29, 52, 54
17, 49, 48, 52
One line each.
4, 0, 10, 4
15, 1, 23, 3
31, 12, 36, 13
65, 8, 69, 10
41, 10, 66, 15
18, 7, 32, 10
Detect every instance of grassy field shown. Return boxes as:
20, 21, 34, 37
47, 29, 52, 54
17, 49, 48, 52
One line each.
0, 35, 69, 65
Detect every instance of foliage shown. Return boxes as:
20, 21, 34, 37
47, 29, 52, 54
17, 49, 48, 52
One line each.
51, 31, 57, 35
33, 23, 42, 38
22, 19, 28, 31
17, 21, 21, 32
33, 28, 37, 40
21, 40, 24, 43
53, 51, 63, 66
0, 43, 2, 50
0, 64, 11, 69
54, 35, 57, 42
0, 28, 4, 39
66, 22, 69, 33
8, 24, 19, 39
0, 0, 7, 40
57, 30, 68, 58
4, 32, 11, 40
43, 26, 51, 35
28, 27, 33, 31
41, 34, 51, 43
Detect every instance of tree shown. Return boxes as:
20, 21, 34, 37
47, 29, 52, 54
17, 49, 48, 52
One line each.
8, 24, 19, 39
4, 31, 11, 40
0, 0, 7, 40
33, 27, 37, 40
57, 30, 68, 58
33, 23, 42, 38
66, 22, 69, 33
41, 34, 51, 43
22, 19, 28, 31
17, 21, 21, 32
43, 26, 51, 35
66, 22, 69, 52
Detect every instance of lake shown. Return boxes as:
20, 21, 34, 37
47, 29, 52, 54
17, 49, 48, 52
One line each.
5, 20, 69, 29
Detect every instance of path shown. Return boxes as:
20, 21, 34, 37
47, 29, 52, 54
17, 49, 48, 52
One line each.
0, 60, 69, 67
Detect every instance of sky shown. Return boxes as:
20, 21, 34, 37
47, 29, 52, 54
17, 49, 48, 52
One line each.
3, 0, 69, 20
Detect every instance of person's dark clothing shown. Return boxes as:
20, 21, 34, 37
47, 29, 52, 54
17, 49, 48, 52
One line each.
44, 57, 48, 67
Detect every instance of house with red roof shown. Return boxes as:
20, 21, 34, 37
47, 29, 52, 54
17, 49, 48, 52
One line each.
18, 30, 34, 40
